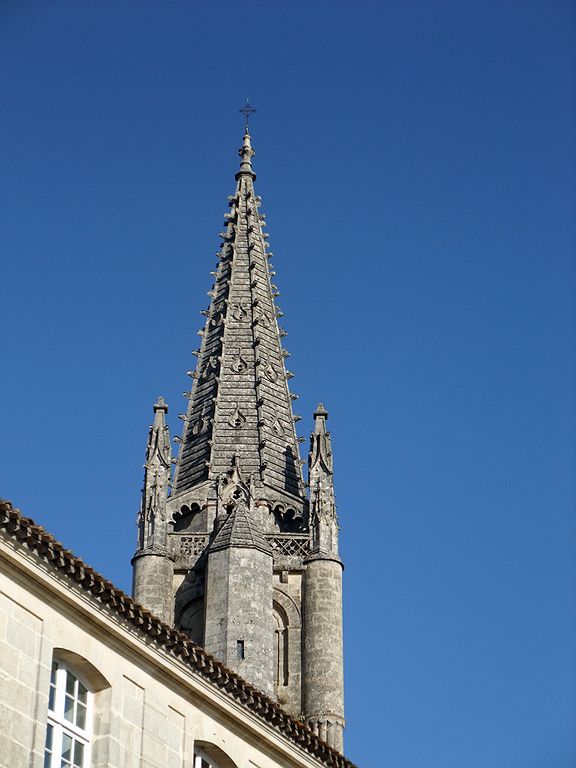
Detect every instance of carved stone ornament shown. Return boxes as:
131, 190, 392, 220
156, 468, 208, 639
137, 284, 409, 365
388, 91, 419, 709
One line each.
231, 301, 247, 321
272, 418, 285, 437
228, 404, 246, 429
231, 352, 247, 373
265, 362, 278, 382
219, 461, 250, 506
256, 309, 270, 327
192, 416, 204, 435
178, 535, 209, 560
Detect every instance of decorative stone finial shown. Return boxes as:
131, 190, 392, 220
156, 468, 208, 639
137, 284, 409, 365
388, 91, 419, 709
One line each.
237, 130, 256, 179
153, 396, 168, 413
313, 403, 328, 433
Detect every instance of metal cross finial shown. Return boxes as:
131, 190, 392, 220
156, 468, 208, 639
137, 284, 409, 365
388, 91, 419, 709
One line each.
239, 100, 256, 131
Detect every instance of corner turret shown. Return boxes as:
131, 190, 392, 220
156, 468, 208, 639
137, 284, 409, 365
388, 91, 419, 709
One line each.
302, 403, 345, 751
132, 397, 175, 623
308, 403, 339, 555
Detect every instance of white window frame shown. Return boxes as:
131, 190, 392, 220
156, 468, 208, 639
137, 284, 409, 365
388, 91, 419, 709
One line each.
193, 749, 214, 768
44, 660, 93, 768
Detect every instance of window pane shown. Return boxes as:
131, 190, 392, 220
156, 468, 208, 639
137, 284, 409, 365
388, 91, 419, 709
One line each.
44, 723, 53, 768
77, 683, 87, 706
46, 662, 91, 768
73, 741, 85, 768
65, 672, 76, 696
49, 662, 58, 711
61, 733, 72, 760
76, 702, 86, 730
64, 694, 75, 722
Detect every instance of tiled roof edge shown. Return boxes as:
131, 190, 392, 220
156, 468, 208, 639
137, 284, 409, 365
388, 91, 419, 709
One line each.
0, 501, 356, 768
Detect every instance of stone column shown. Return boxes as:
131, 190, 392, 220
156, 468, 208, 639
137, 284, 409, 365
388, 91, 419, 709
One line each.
302, 552, 345, 752
132, 550, 175, 624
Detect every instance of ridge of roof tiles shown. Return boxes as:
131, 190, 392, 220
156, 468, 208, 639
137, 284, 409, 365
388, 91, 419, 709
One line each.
0, 501, 356, 768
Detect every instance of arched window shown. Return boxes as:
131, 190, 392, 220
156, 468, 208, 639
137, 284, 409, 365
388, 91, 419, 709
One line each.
273, 602, 289, 688
193, 741, 238, 768
272, 589, 302, 712
44, 660, 92, 767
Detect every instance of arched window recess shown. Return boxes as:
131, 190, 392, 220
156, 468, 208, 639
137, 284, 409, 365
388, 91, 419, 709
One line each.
43, 650, 110, 768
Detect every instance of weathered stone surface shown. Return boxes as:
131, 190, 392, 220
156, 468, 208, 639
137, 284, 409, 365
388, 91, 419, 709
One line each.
211, 501, 272, 554
303, 556, 345, 752
205, 521, 274, 696
132, 552, 174, 624
171, 130, 304, 508
130, 129, 347, 746
132, 397, 174, 623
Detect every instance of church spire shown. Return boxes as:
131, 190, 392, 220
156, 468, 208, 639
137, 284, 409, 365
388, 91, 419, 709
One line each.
171, 127, 305, 520
132, 121, 345, 749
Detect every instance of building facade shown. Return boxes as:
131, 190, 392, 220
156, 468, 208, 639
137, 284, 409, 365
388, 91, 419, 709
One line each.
0, 501, 353, 768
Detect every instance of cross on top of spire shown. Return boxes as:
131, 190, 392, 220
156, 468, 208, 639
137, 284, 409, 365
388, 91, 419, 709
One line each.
239, 99, 256, 131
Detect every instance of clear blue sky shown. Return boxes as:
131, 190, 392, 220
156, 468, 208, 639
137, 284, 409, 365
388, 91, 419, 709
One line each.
1, 2, 575, 766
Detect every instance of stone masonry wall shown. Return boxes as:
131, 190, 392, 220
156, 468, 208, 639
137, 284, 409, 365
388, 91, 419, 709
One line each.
0, 590, 47, 766
302, 557, 344, 752
204, 546, 274, 697
132, 552, 174, 625
1, 544, 340, 768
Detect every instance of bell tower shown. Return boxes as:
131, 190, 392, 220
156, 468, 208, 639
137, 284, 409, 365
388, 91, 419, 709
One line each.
132, 118, 345, 751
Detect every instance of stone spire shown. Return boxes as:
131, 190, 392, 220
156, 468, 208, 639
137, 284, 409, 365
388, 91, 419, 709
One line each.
137, 396, 171, 553
131, 125, 346, 750
132, 397, 174, 623
302, 403, 345, 751
170, 128, 305, 523
308, 403, 339, 555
